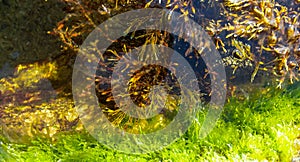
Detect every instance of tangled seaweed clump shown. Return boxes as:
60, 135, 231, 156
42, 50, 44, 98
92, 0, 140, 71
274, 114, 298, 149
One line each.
144, 0, 300, 87
48, 0, 146, 51
50, 0, 299, 130
221, 0, 300, 88
52, 0, 299, 87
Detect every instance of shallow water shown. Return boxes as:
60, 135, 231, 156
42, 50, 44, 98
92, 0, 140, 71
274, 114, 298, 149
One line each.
0, 0, 299, 160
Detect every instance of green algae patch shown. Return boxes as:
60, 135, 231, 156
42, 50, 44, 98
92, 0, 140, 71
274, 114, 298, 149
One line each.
0, 83, 299, 161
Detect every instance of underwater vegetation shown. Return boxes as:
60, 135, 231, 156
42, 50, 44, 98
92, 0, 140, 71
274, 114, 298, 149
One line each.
51, 0, 300, 86
221, 0, 300, 88
49, 0, 300, 131
0, 83, 299, 161
0, 0, 299, 160
0, 62, 81, 143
